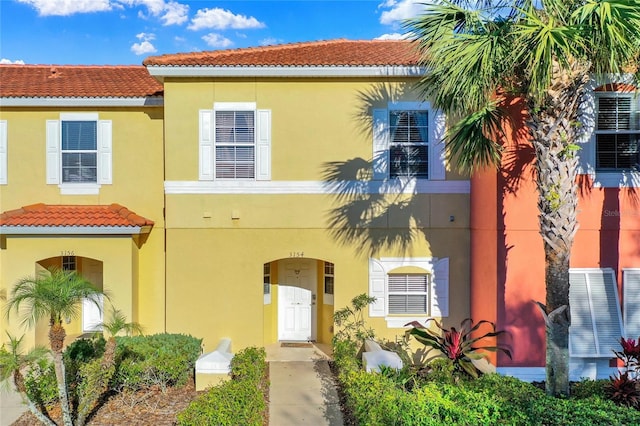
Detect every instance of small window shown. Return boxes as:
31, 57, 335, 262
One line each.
61, 121, 98, 183
595, 94, 640, 171
215, 111, 255, 179
62, 256, 77, 272
389, 110, 429, 178
263, 263, 271, 295
388, 274, 429, 315
324, 262, 334, 295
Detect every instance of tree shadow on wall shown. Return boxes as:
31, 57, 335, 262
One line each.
321, 82, 430, 258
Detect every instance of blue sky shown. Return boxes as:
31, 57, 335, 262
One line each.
0, 0, 426, 65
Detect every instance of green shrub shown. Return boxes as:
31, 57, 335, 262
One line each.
114, 333, 202, 391
572, 378, 608, 400
177, 347, 268, 426
24, 358, 58, 407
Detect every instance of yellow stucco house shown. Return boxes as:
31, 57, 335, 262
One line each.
0, 40, 470, 353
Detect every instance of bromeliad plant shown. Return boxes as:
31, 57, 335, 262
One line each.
607, 337, 640, 409
405, 318, 511, 378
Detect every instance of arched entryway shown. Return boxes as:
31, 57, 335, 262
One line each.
263, 257, 335, 344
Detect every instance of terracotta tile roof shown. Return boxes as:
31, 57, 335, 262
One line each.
143, 39, 420, 67
0, 203, 154, 228
0, 65, 163, 98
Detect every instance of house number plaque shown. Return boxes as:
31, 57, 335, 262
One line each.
289, 252, 304, 258
60, 250, 75, 256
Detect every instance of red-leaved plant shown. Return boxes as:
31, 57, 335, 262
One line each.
405, 318, 511, 378
607, 337, 640, 409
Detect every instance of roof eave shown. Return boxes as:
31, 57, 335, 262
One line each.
145, 65, 426, 79
0, 97, 164, 107
0, 226, 146, 235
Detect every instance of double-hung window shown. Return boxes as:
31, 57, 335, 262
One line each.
388, 274, 429, 314
372, 102, 445, 181
389, 111, 429, 178
199, 103, 271, 181
595, 94, 640, 171
46, 113, 112, 194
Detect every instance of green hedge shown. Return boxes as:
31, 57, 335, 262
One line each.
333, 342, 640, 426
114, 333, 202, 391
177, 347, 268, 426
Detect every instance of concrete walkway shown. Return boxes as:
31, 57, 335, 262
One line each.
266, 343, 344, 426
1, 343, 345, 426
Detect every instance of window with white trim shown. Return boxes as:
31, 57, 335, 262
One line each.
199, 103, 271, 181
368, 257, 449, 328
569, 268, 623, 358
62, 255, 77, 272
46, 113, 112, 194
263, 262, 271, 305
595, 94, 640, 171
372, 102, 445, 181
324, 262, 334, 305
388, 274, 429, 314
623, 269, 640, 339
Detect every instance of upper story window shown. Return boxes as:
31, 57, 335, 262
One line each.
62, 121, 97, 183
46, 113, 112, 195
373, 102, 445, 181
595, 94, 640, 171
199, 103, 271, 182
389, 111, 429, 178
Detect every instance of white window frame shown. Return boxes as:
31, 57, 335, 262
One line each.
263, 262, 271, 305
46, 113, 112, 195
372, 101, 446, 182
0, 120, 7, 185
368, 257, 449, 328
569, 268, 624, 358
199, 102, 271, 182
578, 82, 640, 187
323, 261, 334, 305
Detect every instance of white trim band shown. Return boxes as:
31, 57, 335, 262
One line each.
0, 226, 145, 235
146, 65, 426, 78
0, 97, 163, 107
164, 179, 470, 194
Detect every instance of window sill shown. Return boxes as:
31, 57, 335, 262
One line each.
59, 183, 101, 195
590, 171, 640, 188
385, 316, 430, 328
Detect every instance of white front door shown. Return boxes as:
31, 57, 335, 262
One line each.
81, 258, 103, 332
278, 260, 316, 341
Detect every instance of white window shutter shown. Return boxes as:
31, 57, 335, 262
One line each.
429, 109, 446, 180
97, 120, 112, 184
569, 269, 623, 357
256, 109, 271, 181
46, 120, 60, 184
372, 109, 389, 180
0, 120, 7, 184
368, 258, 386, 317
624, 270, 640, 339
199, 109, 214, 181
431, 257, 449, 317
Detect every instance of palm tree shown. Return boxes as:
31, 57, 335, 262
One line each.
407, 0, 640, 396
5, 268, 106, 426
0, 333, 54, 425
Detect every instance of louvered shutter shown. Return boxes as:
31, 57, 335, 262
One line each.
0, 120, 6, 184
432, 258, 449, 317
624, 270, 640, 339
368, 258, 386, 317
597, 96, 632, 131
372, 109, 389, 180
256, 109, 271, 181
429, 109, 446, 180
199, 110, 214, 180
570, 269, 623, 357
46, 120, 60, 184
97, 120, 112, 184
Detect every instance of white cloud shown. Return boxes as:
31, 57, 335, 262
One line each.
188, 8, 265, 31
378, 0, 426, 25
202, 33, 233, 48
259, 37, 282, 46
18, 0, 189, 26
375, 33, 407, 40
17, 0, 112, 16
0, 58, 26, 64
131, 32, 157, 55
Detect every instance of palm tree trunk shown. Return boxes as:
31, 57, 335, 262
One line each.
528, 61, 590, 396
50, 323, 73, 426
